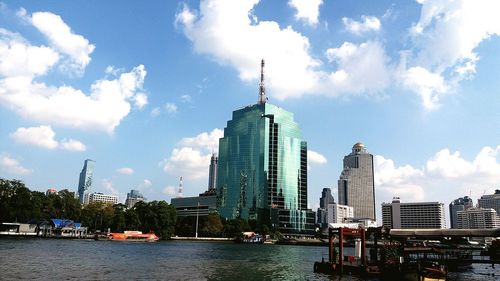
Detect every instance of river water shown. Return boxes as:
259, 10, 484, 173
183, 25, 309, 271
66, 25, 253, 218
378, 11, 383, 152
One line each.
0, 238, 498, 280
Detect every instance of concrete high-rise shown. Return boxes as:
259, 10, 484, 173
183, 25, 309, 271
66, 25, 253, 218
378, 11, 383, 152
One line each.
125, 189, 145, 208
208, 153, 218, 190
338, 143, 376, 220
478, 189, 500, 215
217, 60, 314, 235
449, 196, 473, 228
78, 159, 95, 204
382, 197, 446, 229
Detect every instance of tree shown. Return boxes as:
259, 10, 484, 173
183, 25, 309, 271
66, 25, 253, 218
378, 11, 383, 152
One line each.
223, 218, 250, 238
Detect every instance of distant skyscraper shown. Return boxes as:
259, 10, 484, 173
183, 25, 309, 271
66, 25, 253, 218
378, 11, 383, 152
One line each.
456, 208, 500, 229
382, 197, 446, 229
317, 188, 334, 226
208, 153, 218, 190
478, 189, 500, 215
449, 196, 473, 228
217, 59, 314, 235
125, 189, 145, 208
78, 159, 95, 204
338, 143, 376, 220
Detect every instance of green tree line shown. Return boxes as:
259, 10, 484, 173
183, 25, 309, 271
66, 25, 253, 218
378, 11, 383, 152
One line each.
1, 178, 277, 239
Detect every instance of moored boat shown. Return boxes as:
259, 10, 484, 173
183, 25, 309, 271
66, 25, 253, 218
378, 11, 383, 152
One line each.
105, 231, 159, 242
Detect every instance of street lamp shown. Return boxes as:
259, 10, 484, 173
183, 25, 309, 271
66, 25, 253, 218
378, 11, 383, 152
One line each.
195, 202, 200, 238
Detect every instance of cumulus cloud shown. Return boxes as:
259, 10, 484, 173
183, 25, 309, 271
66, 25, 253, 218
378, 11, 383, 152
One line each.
325, 41, 391, 94
342, 15, 381, 35
116, 167, 134, 175
180, 94, 192, 103
401, 66, 448, 110
374, 145, 500, 207
160, 128, 223, 180
402, 0, 500, 109
10, 125, 86, 151
0, 11, 148, 133
0, 153, 32, 175
308, 150, 327, 165
142, 179, 152, 187
175, 0, 322, 100
288, 0, 323, 26
30, 11, 95, 74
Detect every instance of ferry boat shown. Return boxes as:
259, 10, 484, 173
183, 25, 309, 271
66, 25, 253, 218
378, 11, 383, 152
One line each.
105, 231, 159, 242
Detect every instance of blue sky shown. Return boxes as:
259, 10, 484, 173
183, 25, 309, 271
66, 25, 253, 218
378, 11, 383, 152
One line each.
1, 0, 499, 222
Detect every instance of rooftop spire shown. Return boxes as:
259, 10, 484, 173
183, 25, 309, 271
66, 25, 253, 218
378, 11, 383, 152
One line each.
258, 59, 267, 104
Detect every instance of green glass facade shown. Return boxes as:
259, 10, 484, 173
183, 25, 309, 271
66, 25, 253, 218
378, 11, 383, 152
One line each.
217, 103, 314, 235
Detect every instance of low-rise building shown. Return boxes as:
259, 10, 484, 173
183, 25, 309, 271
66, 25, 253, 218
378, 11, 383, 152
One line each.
382, 197, 445, 229
171, 191, 217, 217
89, 192, 118, 204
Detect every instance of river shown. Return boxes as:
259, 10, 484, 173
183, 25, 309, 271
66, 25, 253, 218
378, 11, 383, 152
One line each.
0, 238, 498, 280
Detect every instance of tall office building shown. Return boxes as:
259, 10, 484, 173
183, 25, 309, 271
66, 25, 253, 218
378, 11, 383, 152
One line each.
78, 159, 95, 204
456, 208, 500, 229
478, 189, 500, 215
338, 143, 376, 220
317, 188, 335, 226
449, 196, 473, 228
125, 189, 145, 208
217, 60, 314, 235
382, 197, 446, 229
208, 153, 218, 190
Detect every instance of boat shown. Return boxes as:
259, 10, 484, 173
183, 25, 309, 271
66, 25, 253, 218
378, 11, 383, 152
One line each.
104, 231, 159, 242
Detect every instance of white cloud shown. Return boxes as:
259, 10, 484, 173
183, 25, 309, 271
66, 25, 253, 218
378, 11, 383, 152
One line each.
0, 28, 59, 78
180, 94, 192, 103
402, 66, 448, 110
402, 0, 500, 109
0, 62, 147, 133
308, 150, 327, 165
102, 179, 119, 195
175, 0, 395, 101
116, 167, 134, 175
161, 128, 223, 180
175, 0, 321, 100
179, 128, 223, 153
30, 11, 95, 74
10, 125, 58, 149
163, 185, 177, 196
134, 93, 148, 109
10, 125, 86, 151
59, 139, 86, 151
374, 145, 500, 207
324, 41, 391, 95
288, 0, 323, 26
342, 15, 381, 35
0, 14, 148, 134
164, 102, 177, 113
0, 153, 32, 175
142, 179, 152, 187
151, 107, 161, 117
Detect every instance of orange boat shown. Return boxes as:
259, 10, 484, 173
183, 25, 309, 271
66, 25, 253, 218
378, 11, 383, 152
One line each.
107, 231, 159, 242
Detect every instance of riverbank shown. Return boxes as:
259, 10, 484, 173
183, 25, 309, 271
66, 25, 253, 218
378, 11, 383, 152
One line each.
170, 236, 234, 241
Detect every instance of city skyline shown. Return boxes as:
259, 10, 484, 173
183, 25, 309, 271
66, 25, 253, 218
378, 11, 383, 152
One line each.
1, 1, 500, 223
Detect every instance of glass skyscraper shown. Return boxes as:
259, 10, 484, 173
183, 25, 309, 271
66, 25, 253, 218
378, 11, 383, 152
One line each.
216, 60, 313, 235
78, 159, 95, 204
217, 102, 314, 235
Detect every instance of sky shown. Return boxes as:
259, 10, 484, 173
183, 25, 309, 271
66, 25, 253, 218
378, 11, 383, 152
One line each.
1, 0, 500, 224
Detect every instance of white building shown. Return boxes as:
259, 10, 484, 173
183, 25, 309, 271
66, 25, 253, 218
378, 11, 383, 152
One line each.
327, 203, 354, 224
457, 208, 500, 229
382, 197, 446, 229
89, 192, 118, 204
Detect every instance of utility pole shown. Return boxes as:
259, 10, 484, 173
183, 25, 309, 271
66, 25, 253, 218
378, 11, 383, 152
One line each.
195, 202, 200, 238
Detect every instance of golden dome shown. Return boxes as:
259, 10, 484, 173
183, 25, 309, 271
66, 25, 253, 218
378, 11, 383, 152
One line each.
353, 142, 365, 149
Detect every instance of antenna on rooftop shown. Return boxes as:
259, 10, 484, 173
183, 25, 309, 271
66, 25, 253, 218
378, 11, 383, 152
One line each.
258, 59, 267, 104
178, 176, 184, 198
